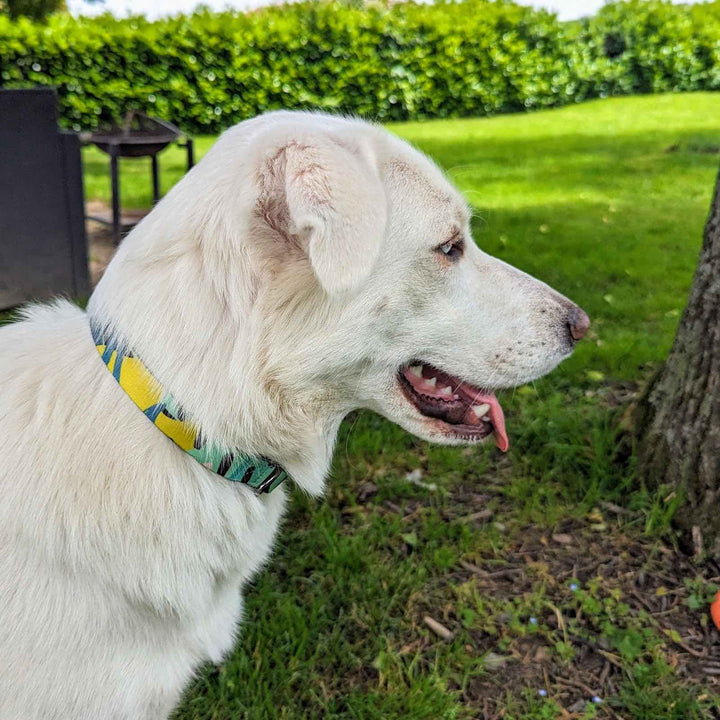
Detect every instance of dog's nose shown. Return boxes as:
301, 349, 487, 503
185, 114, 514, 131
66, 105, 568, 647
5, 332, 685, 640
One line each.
567, 306, 590, 342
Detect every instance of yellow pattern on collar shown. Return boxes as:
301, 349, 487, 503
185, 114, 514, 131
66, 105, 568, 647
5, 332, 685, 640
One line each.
91, 324, 288, 493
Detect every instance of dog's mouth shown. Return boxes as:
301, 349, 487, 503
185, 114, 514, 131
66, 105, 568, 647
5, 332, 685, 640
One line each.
397, 362, 509, 451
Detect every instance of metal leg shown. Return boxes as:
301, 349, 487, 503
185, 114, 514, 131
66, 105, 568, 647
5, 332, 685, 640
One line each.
186, 138, 195, 170
110, 146, 121, 245
151, 154, 160, 205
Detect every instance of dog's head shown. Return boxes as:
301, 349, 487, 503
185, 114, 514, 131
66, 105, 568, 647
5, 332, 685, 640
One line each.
92, 111, 588, 491
223, 112, 588, 451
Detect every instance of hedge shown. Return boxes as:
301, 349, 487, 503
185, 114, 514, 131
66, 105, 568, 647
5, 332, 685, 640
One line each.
1, 0, 719, 134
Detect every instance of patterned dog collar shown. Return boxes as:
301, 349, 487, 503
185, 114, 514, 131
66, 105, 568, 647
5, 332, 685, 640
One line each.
89, 321, 288, 494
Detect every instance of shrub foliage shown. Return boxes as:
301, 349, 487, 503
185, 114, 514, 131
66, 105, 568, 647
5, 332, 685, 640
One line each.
1, 0, 719, 133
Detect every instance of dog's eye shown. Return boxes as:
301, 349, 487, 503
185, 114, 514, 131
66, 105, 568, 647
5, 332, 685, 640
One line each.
436, 239, 464, 260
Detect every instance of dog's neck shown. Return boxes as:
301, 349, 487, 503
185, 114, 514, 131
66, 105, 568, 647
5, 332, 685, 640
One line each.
90, 320, 290, 493
87, 209, 340, 497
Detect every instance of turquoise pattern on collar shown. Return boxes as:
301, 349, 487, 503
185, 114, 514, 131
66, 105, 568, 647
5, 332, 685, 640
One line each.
90, 321, 288, 494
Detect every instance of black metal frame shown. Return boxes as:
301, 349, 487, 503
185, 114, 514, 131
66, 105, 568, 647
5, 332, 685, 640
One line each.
84, 133, 194, 245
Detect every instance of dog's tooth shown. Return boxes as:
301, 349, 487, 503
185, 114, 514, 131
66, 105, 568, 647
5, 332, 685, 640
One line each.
482, 416, 490, 422
426, 377, 437, 388
439, 386, 452, 395
472, 403, 491, 417
409, 365, 423, 378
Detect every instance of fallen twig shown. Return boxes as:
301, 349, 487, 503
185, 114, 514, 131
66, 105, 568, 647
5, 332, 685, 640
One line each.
629, 590, 708, 658
597, 650, 624, 669
692, 525, 704, 560
599, 500, 635, 517
554, 676, 627, 720
383, 500, 402, 514
423, 615, 454, 641
663, 631, 708, 659
598, 659, 611, 688
458, 509, 494, 524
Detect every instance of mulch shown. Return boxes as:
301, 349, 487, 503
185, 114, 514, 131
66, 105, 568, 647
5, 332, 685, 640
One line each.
404, 486, 720, 719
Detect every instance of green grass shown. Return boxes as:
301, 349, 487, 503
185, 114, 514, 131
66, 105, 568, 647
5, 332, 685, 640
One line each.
76, 93, 720, 717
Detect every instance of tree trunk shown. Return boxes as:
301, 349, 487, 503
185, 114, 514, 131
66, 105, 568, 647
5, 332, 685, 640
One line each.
635, 165, 720, 553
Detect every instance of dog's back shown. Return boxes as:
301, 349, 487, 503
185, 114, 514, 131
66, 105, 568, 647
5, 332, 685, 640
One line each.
0, 301, 286, 720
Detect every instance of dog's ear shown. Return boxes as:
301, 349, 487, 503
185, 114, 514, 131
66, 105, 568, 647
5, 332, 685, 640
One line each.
259, 134, 387, 295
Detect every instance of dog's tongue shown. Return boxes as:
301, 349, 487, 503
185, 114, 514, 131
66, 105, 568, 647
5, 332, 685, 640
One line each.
460, 390, 509, 452
489, 398, 509, 452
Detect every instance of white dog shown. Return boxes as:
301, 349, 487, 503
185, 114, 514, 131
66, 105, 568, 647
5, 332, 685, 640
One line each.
0, 111, 588, 719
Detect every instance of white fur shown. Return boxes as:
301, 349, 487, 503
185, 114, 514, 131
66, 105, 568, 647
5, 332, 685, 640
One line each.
0, 111, 582, 719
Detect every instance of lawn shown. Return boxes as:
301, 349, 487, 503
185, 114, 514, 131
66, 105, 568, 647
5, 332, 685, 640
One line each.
40, 93, 720, 717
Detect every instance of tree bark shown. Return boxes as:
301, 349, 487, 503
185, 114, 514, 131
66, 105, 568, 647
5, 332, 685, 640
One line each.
635, 165, 720, 553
